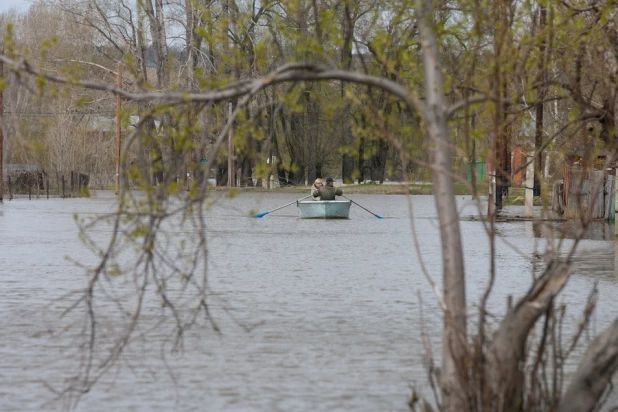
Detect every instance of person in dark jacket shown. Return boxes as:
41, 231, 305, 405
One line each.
313, 177, 343, 200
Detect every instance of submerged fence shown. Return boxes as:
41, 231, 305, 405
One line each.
2, 169, 90, 200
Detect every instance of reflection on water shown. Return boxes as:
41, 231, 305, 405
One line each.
1, 193, 618, 411
518, 220, 617, 241
499, 219, 618, 280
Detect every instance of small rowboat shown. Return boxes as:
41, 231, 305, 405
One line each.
297, 200, 351, 219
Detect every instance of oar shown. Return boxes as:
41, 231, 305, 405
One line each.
254, 195, 313, 218
343, 195, 384, 219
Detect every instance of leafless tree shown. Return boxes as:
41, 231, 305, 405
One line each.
2, 0, 618, 410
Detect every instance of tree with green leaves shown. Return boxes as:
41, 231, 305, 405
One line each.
2, 0, 618, 410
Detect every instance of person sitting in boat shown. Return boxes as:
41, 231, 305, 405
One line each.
311, 178, 323, 200
313, 177, 343, 200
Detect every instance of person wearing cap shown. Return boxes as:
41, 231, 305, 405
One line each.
313, 177, 343, 200
311, 178, 323, 200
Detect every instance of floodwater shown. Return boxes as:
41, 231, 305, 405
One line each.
2, 191, 618, 411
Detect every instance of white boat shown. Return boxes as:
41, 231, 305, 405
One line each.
297, 200, 351, 219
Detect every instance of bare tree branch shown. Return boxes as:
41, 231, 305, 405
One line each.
558, 318, 618, 412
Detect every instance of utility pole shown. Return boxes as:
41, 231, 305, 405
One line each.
185, 104, 191, 191
224, 0, 235, 188
227, 102, 235, 187
534, 4, 547, 197
0, 48, 4, 203
115, 61, 122, 195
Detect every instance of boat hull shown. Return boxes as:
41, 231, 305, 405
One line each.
297, 200, 351, 219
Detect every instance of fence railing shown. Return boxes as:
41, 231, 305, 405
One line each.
2, 170, 89, 199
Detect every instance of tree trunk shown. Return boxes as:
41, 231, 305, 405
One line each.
341, 98, 355, 182
239, 155, 254, 186
377, 139, 388, 183
239, 131, 255, 187
305, 89, 319, 185
533, 4, 547, 197
358, 136, 365, 183
142, 0, 169, 89
141, 0, 173, 185
417, 0, 468, 410
559, 318, 618, 412
486, 260, 571, 410
284, 111, 305, 185
370, 95, 391, 183
184, 0, 204, 188
216, 166, 227, 187
340, 1, 355, 183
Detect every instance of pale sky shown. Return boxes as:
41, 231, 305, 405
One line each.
0, 0, 31, 13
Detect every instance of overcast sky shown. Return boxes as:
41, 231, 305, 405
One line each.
0, 0, 31, 13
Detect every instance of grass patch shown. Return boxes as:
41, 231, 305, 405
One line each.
502, 195, 543, 206
213, 181, 488, 196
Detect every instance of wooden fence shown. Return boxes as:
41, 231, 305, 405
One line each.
2, 170, 89, 200
552, 165, 616, 221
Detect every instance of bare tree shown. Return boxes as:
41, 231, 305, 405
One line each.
3, 0, 618, 410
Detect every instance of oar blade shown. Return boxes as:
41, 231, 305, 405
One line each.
254, 195, 312, 218
345, 196, 384, 219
